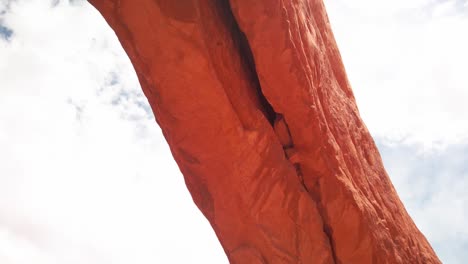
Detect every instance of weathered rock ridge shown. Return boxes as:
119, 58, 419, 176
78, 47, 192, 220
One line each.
89, 0, 441, 263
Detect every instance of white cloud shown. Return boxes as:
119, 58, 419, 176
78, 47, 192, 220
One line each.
0, 0, 226, 263
326, 0, 468, 148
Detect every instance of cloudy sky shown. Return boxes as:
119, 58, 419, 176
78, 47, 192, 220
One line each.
0, 0, 466, 263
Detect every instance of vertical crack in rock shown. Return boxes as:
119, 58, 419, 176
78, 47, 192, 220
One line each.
236, 30, 276, 126
308, 182, 339, 264
216, 0, 276, 126
273, 113, 339, 263
220, 0, 338, 261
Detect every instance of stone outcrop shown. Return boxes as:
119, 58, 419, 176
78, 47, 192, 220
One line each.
89, 0, 441, 263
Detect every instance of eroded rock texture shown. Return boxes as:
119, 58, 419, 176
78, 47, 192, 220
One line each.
89, 0, 441, 263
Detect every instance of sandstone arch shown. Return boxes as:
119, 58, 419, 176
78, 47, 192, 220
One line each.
89, 1, 440, 263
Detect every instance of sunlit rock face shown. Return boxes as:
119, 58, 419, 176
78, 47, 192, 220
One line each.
89, 1, 441, 263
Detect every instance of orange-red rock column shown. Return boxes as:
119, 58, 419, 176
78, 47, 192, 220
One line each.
89, 0, 441, 263
228, 0, 440, 263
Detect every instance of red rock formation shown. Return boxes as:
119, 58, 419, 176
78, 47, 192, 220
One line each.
89, 1, 441, 263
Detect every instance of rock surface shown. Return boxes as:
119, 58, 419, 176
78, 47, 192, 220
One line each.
89, 0, 441, 263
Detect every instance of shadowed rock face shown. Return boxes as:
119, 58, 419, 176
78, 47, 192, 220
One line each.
89, 1, 441, 263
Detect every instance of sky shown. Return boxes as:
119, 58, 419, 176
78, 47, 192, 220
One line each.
0, 0, 466, 263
